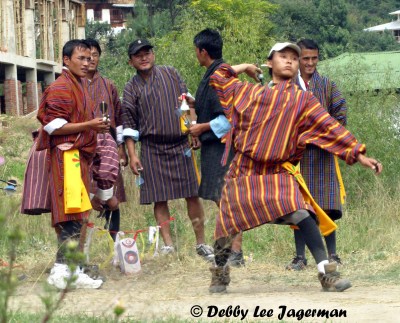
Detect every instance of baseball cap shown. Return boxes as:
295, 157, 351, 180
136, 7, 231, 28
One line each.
267, 42, 301, 59
128, 39, 154, 56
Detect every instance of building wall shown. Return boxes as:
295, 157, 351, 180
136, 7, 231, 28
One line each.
0, 0, 86, 116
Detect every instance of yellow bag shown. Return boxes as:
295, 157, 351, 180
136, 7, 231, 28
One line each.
64, 149, 92, 214
282, 162, 337, 236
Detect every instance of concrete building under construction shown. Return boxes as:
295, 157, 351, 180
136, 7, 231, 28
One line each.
0, 0, 86, 116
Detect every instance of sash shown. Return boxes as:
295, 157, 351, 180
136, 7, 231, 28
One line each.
282, 162, 337, 236
334, 156, 346, 204
63, 149, 92, 214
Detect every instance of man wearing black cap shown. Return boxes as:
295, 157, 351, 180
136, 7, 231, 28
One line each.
121, 39, 214, 261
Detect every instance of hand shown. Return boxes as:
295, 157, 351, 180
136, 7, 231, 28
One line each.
189, 123, 205, 137
118, 145, 128, 167
106, 196, 119, 211
178, 94, 195, 109
129, 154, 143, 175
191, 136, 201, 150
245, 64, 263, 82
357, 154, 383, 175
91, 195, 103, 211
88, 118, 110, 133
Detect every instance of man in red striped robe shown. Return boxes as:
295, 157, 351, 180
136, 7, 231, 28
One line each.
36, 39, 109, 289
208, 42, 382, 293
83, 38, 125, 240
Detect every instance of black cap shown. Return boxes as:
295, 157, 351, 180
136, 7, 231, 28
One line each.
128, 39, 154, 56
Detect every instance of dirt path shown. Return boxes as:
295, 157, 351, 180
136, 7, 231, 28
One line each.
10, 260, 400, 322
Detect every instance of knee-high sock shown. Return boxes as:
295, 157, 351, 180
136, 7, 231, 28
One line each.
55, 221, 82, 264
324, 230, 336, 256
214, 236, 233, 267
105, 209, 120, 241
293, 229, 306, 258
297, 216, 328, 264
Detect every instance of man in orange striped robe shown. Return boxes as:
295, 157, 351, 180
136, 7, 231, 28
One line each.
36, 40, 110, 289
207, 42, 382, 293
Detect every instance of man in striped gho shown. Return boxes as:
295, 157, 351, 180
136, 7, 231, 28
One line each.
286, 39, 347, 271
208, 42, 383, 293
83, 38, 126, 241
36, 39, 109, 289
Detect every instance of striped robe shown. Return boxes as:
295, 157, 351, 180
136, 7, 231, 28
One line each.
297, 71, 347, 215
82, 72, 124, 201
122, 65, 199, 204
36, 68, 97, 226
210, 64, 365, 239
20, 132, 51, 215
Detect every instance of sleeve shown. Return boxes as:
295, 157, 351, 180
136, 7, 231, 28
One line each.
171, 66, 188, 94
298, 93, 365, 165
122, 80, 140, 141
209, 63, 241, 122
37, 83, 74, 127
328, 81, 347, 126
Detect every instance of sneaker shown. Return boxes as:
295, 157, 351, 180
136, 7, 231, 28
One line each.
160, 245, 175, 255
47, 263, 70, 289
47, 263, 103, 289
196, 244, 215, 262
227, 251, 245, 267
74, 271, 103, 289
286, 255, 307, 271
318, 262, 351, 292
329, 254, 342, 265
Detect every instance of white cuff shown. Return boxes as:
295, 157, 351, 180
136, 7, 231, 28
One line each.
96, 187, 114, 201
116, 125, 124, 145
43, 118, 68, 135
210, 115, 231, 138
123, 128, 139, 142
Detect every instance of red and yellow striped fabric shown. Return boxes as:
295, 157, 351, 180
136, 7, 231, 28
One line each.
36, 68, 97, 226
210, 64, 366, 239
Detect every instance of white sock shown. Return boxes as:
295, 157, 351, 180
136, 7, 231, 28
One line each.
317, 260, 329, 273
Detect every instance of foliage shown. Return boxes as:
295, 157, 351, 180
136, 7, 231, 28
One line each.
85, 21, 113, 41
270, 0, 400, 57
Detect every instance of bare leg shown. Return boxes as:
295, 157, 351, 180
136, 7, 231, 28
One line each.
186, 196, 205, 244
154, 201, 173, 246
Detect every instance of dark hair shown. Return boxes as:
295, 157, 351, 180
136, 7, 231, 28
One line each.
297, 39, 319, 53
62, 39, 91, 63
85, 38, 102, 56
193, 28, 223, 59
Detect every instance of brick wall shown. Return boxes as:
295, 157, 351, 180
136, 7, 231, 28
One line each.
26, 81, 37, 114
4, 79, 18, 116
18, 81, 24, 116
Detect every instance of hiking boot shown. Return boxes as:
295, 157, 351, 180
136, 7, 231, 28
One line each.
286, 255, 307, 271
160, 245, 175, 255
196, 244, 215, 262
329, 254, 342, 265
227, 250, 245, 267
209, 266, 230, 293
318, 262, 351, 292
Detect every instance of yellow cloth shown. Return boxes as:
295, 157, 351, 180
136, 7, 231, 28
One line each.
64, 149, 92, 214
192, 150, 201, 185
282, 162, 337, 236
180, 115, 190, 134
334, 156, 346, 205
